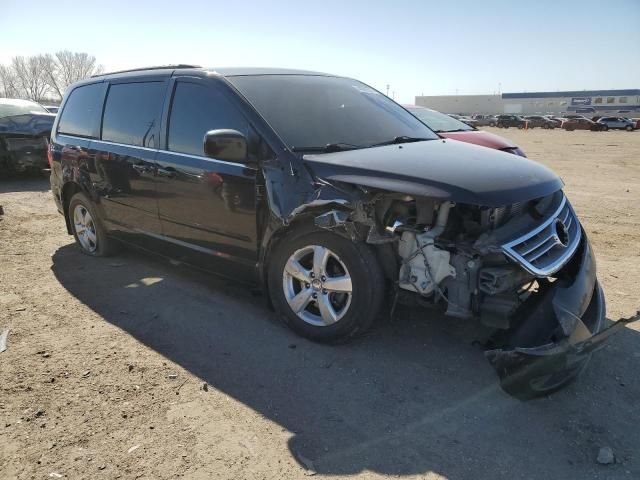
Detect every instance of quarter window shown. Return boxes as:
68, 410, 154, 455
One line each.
167, 82, 247, 157
102, 82, 165, 147
57, 83, 104, 138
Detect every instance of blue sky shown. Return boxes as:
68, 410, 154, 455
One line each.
1, 0, 638, 103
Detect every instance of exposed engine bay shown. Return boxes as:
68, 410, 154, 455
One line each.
381, 193, 550, 331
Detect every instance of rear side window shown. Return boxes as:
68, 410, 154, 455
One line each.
167, 82, 247, 157
102, 82, 165, 147
57, 83, 104, 138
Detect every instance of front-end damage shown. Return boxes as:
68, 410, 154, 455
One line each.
270, 167, 637, 399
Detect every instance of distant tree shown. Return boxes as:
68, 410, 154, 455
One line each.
0, 64, 21, 98
42, 50, 103, 99
0, 51, 102, 101
11, 55, 50, 102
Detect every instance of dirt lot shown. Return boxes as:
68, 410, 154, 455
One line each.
1, 128, 639, 480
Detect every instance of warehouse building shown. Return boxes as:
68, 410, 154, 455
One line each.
414, 89, 640, 116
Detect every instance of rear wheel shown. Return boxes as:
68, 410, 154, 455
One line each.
268, 230, 384, 343
68, 192, 115, 257
602, 125, 608, 131
489, 121, 496, 127
626, 125, 633, 131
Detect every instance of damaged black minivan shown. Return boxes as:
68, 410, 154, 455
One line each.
50, 66, 624, 399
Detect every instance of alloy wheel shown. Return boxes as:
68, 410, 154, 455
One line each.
282, 245, 353, 327
73, 204, 98, 253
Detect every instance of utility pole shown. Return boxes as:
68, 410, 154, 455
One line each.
386, 84, 390, 97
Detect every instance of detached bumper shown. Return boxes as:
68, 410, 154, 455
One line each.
486, 235, 637, 400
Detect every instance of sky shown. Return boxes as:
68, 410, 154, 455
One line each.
1, 0, 639, 103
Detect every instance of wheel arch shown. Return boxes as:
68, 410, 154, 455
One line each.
258, 204, 388, 310
61, 181, 84, 234
258, 214, 320, 310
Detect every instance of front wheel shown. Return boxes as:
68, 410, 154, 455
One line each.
601, 125, 608, 131
626, 125, 633, 131
268, 230, 384, 343
489, 122, 496, 127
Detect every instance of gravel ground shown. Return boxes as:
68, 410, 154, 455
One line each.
1, 128, 639, 480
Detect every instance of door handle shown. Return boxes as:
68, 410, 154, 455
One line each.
157, 167, 176, 179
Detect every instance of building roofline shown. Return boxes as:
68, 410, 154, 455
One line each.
502, 89, 640, 99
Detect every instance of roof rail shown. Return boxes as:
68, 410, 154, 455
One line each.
91, 64, 201, 78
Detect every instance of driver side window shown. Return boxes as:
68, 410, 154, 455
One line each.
167, 82, 248, 157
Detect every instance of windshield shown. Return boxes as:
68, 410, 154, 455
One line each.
0, 99, 48, 118
406, 107, 474, 132
227, 75, 438, 151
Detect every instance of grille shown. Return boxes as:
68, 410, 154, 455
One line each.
501, 195, 581, 277
489, 201, 525, 228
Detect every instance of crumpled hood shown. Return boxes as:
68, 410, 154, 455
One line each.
303, 139, 563, 206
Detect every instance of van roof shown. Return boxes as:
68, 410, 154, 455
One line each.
92, 65, 332, 78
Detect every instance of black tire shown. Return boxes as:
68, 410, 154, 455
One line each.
268, 229, 384, 343
518, 124, 524, 129
542, 124, 548, 129
601, 125, 608, 131
626, 125, 633, 131
489, 122, 496, 127
68, 192, 116, 257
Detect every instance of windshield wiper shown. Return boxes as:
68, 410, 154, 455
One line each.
291, 143, 362, 153
434, 128, 472, 133
368, 136, 431, 148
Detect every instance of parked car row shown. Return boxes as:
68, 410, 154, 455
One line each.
460, 113, 637, 132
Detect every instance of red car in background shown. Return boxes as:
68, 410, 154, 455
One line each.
405, 105, 526, 156
562, 118, 605, 131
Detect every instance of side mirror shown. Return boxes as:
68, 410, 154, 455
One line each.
203, 129, 248, 162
